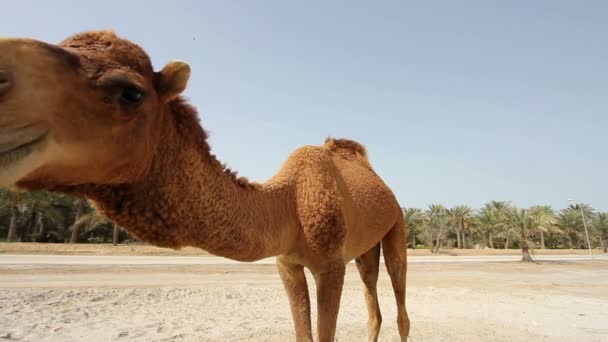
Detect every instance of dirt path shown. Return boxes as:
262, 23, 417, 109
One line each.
0, 254, 605, 266
0, 260, 606, 341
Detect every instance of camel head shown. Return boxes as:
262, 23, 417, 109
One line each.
0, 31, 191, 190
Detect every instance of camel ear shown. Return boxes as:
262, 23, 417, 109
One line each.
158, 61, 191, 103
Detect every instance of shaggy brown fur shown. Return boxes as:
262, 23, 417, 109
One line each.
325, 137, 368, 159
324, 137, 374, 171
60, 31, 154, 81
1, 31, 410, 342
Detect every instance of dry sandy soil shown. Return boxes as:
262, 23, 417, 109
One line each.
0, 246, 606, 342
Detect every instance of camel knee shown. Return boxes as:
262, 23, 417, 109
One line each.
386, 258, 406, 279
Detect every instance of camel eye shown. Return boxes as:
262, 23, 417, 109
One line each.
120, 87, 144, 105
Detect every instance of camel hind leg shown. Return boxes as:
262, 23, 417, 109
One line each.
382, 217, 411, 341
355, 243, 382, 342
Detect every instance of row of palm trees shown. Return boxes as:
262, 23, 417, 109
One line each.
404, 201, 608, 261
0, 189, 127, 244
2, 189, 607, 261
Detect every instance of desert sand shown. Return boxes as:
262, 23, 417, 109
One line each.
0, 248, 606, 342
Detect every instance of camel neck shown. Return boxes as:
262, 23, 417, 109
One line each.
85, 102, 298, 261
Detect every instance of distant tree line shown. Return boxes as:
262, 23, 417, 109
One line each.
0, 189, 130, 245
405, 201, 608, 260
2, 189, 607, 259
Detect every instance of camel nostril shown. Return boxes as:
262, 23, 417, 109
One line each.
0, 70, 12, 96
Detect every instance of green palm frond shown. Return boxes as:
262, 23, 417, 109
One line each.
72, 211, 112, 233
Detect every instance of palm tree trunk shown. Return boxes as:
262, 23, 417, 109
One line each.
37, 213, 44, 235
489, 232, 494, 248
112, 224, 120, 246
504, 236, 510, 249
600, 238, 606, 253
69, 225, 80, 243
540, 231, 545, 249
433, 232, 442, 254
35, 215, 47, 242
521, 239, 533, 262
567, 235, 574, 249
23, 210, 35, 241
69, 200, 85, 243
411, 231, 416, 249
35, 212, 44, 240
6, 206, 18, 242
456, 228, 462, 249
461, 230, 467, 249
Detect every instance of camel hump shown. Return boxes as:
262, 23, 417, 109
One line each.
324, 137, 368, 158
324, 137, 372, 168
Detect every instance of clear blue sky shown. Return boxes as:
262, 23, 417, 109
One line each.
3, 1, 607, 211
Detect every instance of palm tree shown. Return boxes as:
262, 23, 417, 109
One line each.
490, 201, 513, 248
112, 224, 121, 246
593, 213, 608, 253
478, 207, 497, 248
510, 208, 534, 262
403, 207, 427, 249
569, 203, 595, 250
555, 205, 595, 249
24, 192, 70, 242
0, 190, 72, 242
569, 203, 595, 219
70, 210, 113, 242
555, 209, 579, 248
496, 222, 517, 250
69, 199, 87, 243
448, 205, 475, 249
425, 204, 449, 254
0, 189, 20, 242
464, 215, 483, 248
479, 201, 512, 248
529, 205, 556, 249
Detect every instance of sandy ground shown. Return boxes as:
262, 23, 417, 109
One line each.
0, 255, 606, 342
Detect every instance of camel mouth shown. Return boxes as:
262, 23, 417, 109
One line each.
0, 132, 48, 168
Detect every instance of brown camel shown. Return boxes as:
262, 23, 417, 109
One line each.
0, 31, 410, 342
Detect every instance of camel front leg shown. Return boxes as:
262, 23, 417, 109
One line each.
277, 257, 313, 342
313, 261, 346, 342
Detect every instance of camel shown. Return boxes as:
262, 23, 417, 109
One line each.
0, 31, 410, 342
